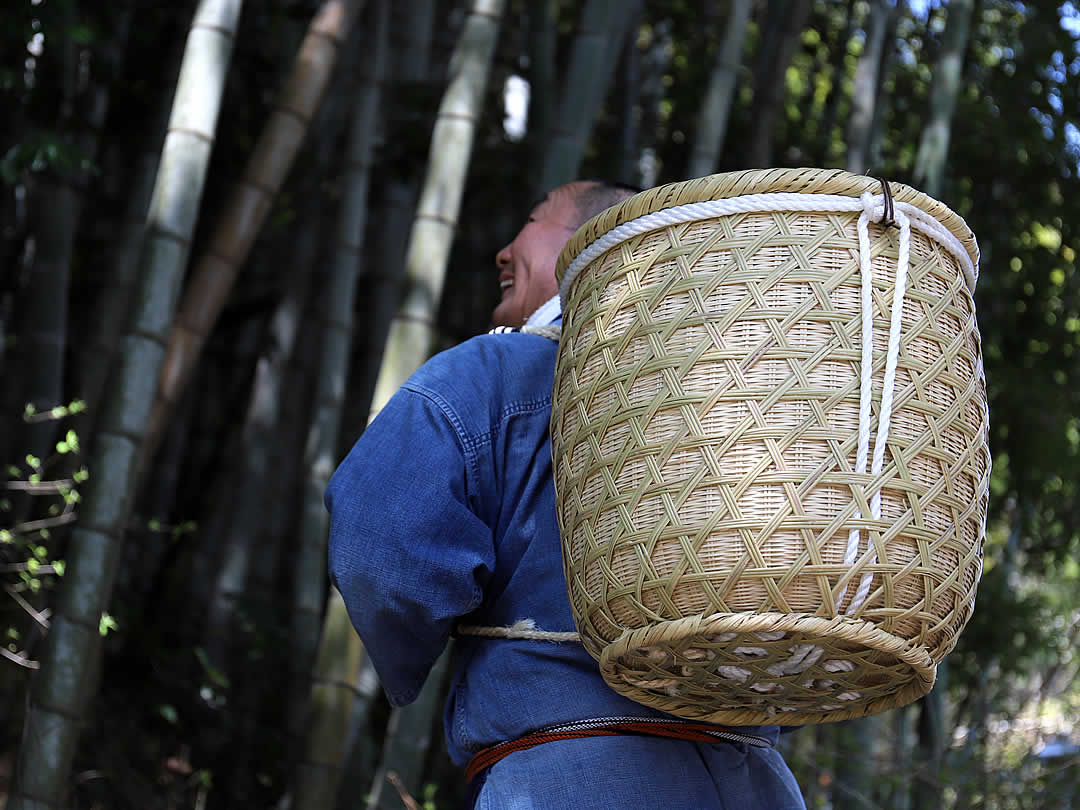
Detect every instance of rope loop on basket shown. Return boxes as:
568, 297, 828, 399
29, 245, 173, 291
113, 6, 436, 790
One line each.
456, 619, 580, 643
834, 192, 911, 617
521, 323, 562, 341
877, 177, 897, 230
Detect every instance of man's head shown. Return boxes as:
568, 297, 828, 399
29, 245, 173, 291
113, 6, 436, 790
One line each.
492, 180, 639, 327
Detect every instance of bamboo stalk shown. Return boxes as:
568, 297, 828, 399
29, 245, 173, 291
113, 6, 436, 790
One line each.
687, 0, 753, 177
527, 0, 558, 190
6, 2, 244, 806
538, 0, 621, 194
15, 5, 133, 524
142, 0, 365, 468
845, 0, 895, 174
369, 0, 505, 416
747, 0, 812, 168
914, 0, 975, 197
299, 0, 504, 803
289, 1, 390, 805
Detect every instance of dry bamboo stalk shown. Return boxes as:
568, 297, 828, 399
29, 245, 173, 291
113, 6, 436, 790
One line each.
304, 0, 504, 803
142, 0, 365, 467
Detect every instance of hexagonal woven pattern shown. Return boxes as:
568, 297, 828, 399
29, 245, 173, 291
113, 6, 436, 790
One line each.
550, 169, 990, 725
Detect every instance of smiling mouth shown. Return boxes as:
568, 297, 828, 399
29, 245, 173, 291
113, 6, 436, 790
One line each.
500, 279, 514, 290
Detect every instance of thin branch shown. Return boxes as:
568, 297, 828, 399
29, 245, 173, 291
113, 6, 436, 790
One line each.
0, 645, 40, 669
1039, 754, 1080, 779
23, 412, 69, 424
386, 771, 424, 810
1, 563, 61, 575
15, 511, 78, 533
5, 479, 75, 493
21, 403, 85, 424
4, 584, 52, 629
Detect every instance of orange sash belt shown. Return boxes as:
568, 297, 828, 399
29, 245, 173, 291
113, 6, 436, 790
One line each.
465, 716, 774, 783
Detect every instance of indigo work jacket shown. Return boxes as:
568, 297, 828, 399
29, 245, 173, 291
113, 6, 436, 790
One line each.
326, 324, 806, 810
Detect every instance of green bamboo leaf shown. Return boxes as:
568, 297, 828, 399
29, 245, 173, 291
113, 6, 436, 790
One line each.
194, 647, 231, 689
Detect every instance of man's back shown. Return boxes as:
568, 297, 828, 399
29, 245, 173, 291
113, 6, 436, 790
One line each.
327, 331, 804, 808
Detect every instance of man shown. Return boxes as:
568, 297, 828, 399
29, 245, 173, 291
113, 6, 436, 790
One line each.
326, 181, 806, 809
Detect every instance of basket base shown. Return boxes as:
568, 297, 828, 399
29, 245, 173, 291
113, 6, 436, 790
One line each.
597, 612, 936, 725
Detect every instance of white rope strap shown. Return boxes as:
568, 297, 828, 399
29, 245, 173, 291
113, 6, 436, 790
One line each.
735, 192, 913, 685
457, 619, 580, 643
521, 323, 562, 341
558, 192, 976, 303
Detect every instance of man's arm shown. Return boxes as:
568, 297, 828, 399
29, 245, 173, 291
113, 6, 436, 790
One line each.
325, 385, 494, 706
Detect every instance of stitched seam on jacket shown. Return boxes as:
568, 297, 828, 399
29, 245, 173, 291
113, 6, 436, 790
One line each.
404, 381, 551, 456
401, 383, 481, 482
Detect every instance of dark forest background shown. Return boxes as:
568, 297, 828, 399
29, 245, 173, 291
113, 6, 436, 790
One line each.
1, 0, 1078, 807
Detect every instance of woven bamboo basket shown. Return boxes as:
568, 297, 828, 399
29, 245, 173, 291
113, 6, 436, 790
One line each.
550, 168, 990, 725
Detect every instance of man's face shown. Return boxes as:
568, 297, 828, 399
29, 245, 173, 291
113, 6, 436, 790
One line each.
492, 183, 587, 328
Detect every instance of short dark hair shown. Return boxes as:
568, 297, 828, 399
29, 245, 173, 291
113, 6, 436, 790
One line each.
572, 180, 642, 229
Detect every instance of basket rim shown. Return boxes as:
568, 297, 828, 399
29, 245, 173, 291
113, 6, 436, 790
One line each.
555, 168, 980, 290
595, 610, 938, 725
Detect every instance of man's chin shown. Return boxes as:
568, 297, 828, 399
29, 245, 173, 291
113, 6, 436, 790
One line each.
491, 300, 521, 329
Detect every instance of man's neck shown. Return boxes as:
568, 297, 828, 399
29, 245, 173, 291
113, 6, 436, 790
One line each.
525, 295, 561, 327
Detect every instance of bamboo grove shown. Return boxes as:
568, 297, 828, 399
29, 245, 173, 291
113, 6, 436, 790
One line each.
1, 0, 1078, 807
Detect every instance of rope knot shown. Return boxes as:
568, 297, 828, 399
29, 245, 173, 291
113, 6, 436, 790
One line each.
859, 191, 879, 220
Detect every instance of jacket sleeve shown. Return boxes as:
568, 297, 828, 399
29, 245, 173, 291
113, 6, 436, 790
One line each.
325, 383, 494, 706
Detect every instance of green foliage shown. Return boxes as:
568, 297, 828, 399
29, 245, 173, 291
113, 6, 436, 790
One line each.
2, 400, 87, 669
422, 781, 439, 810
0, 136, 100, 185
98, 613, 119, 636
194, 647, 231, 690
157, 703, 180, 725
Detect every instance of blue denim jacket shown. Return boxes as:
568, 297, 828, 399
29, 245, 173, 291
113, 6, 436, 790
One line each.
326, 328, 805, 809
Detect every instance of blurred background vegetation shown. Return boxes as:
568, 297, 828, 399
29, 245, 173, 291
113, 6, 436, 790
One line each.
0, 0, 1078, 807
